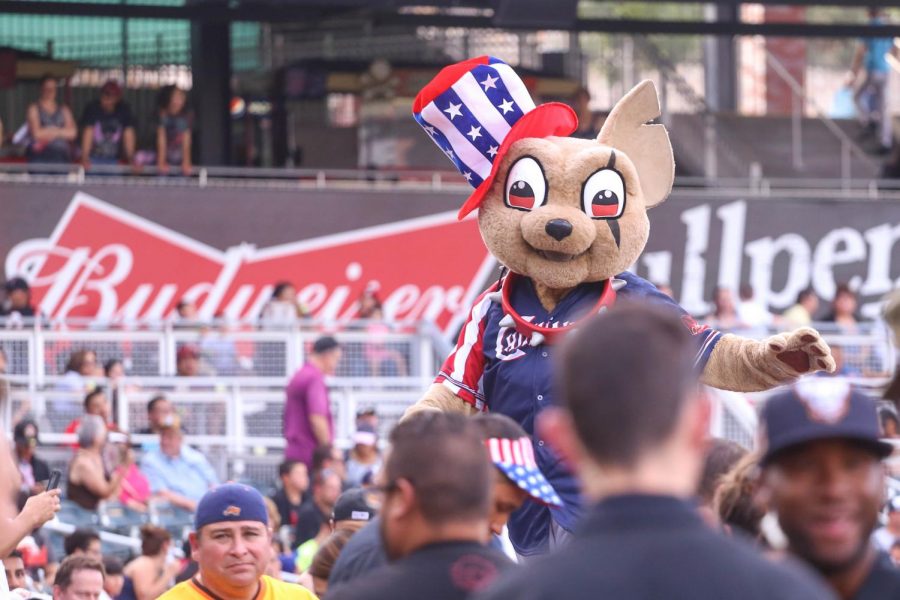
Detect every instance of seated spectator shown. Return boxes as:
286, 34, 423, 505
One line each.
260, 282, 307, 328
136, 395, 181, 436
4, 549, 29, 593
13, 419, 51, 497
311, 444, 346, 485
64, 389, 119, 441
155, 85, 192, 176
328, 413, 511, 600
295, 488, 377, 575
140, 423, 218, 511
175, 345, 201, 377
26, 75, 77, 164
356, 407, 378, 431
172, 298, 200, 329
63, 529, 102, 561
102, 557, 126, 600
67, 415, 132, 510
293, 469, 342, 550
892, 540, 900, 568
345, 425, 382, 489
103, 359, 126, 421
58, 349, 100, 392
271, 460, 309, 537
79, 80, 137, 173
198, 316, 240, 375
53, 555, 105, 600
782, 287, 819, 328
122, 525, 181, 600
111, 434, 151, 512
879, 405, 900, 438
1, 277, 38, 321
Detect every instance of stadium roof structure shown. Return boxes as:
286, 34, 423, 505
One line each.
5, 0, 900, 38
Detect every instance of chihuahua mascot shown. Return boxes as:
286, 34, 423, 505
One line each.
405, 57, 835, 556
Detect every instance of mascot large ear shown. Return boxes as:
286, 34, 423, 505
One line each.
597, 80, 674, 209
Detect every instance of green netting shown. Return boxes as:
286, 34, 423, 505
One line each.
0, 14, 260, 70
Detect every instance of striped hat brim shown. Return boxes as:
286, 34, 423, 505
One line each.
457, 101, 578, 219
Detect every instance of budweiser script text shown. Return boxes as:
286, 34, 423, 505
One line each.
5, 193, 495, 331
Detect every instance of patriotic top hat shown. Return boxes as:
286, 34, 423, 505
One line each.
413, 56, 578, 219
486, 436, 563, 507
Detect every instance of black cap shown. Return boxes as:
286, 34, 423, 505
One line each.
312, 336, 340, 355
760, 378, 894, 466
332, 489, 379, 523
4, 277, 29, 293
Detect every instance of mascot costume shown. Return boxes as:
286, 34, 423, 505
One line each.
405, 56, 836, 556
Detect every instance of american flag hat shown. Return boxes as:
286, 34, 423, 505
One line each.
485, 436, 563, 508
413, 56, 578, 219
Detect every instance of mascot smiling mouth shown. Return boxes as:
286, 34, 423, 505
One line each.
530, 246, 585, 263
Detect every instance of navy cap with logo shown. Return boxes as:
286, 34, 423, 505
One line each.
759, 377, 894, 466
195, 483, 269, 530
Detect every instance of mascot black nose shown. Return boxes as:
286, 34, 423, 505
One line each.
545, 219, 573, 241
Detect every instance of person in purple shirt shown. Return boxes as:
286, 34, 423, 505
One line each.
284, 336, 342, 468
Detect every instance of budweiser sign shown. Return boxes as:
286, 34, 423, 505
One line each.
5, 192, 495, 333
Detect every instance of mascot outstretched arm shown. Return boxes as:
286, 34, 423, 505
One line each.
403, 57, 834, 554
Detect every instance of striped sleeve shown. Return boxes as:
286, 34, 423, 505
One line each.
433, 282, 499, 411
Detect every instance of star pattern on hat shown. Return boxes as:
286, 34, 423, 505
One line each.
487, 145, 499, 157
497, 98, 515, 115
466, 125, 482, 141
485, 437, 563, 507
444, 147, 455, 159
444, 101, 463, 120
423, 125, 437, 137
463, 171, 473, 182
480, 73, 499, 90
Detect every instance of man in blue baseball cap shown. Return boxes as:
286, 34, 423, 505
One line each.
758, 378, 900, 600
158, 483, 317, 600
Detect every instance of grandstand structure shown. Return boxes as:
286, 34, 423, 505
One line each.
0, 0, 898, 566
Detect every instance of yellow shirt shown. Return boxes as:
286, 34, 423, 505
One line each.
158, 575, 318, 600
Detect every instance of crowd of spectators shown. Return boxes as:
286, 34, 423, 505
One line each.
0, 273, 898, 597
0, 75, 193, 175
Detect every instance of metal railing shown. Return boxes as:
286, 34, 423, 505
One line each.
0, 318, 439, 385
764, 48, 879, 185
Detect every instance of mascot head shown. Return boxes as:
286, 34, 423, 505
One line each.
414, 56, 675, 290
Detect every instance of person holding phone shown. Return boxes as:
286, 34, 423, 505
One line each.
0, 433, 60, 595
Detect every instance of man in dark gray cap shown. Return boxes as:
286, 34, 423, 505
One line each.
758, 377, 900, 600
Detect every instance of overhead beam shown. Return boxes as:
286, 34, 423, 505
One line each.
4, 1, 900, 38
381, 13, 900, 38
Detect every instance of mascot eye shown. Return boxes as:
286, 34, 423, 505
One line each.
504, 156, 547, 211
581, 168, 626, 219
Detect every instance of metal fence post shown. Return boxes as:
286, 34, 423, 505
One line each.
792, 92, 803, 169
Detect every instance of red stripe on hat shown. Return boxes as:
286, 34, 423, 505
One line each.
487, 438, 502, 464
521, 437, 536, 468
500, 438, 512, 464
512, 439, 524, 466
413, 56, 491, 113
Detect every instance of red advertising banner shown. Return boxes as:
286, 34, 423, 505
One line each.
6, 192, 495, 333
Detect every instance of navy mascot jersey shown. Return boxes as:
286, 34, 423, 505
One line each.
435, 271, 721, 555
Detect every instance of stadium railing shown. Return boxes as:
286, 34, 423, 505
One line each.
1, 319, 893, 463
